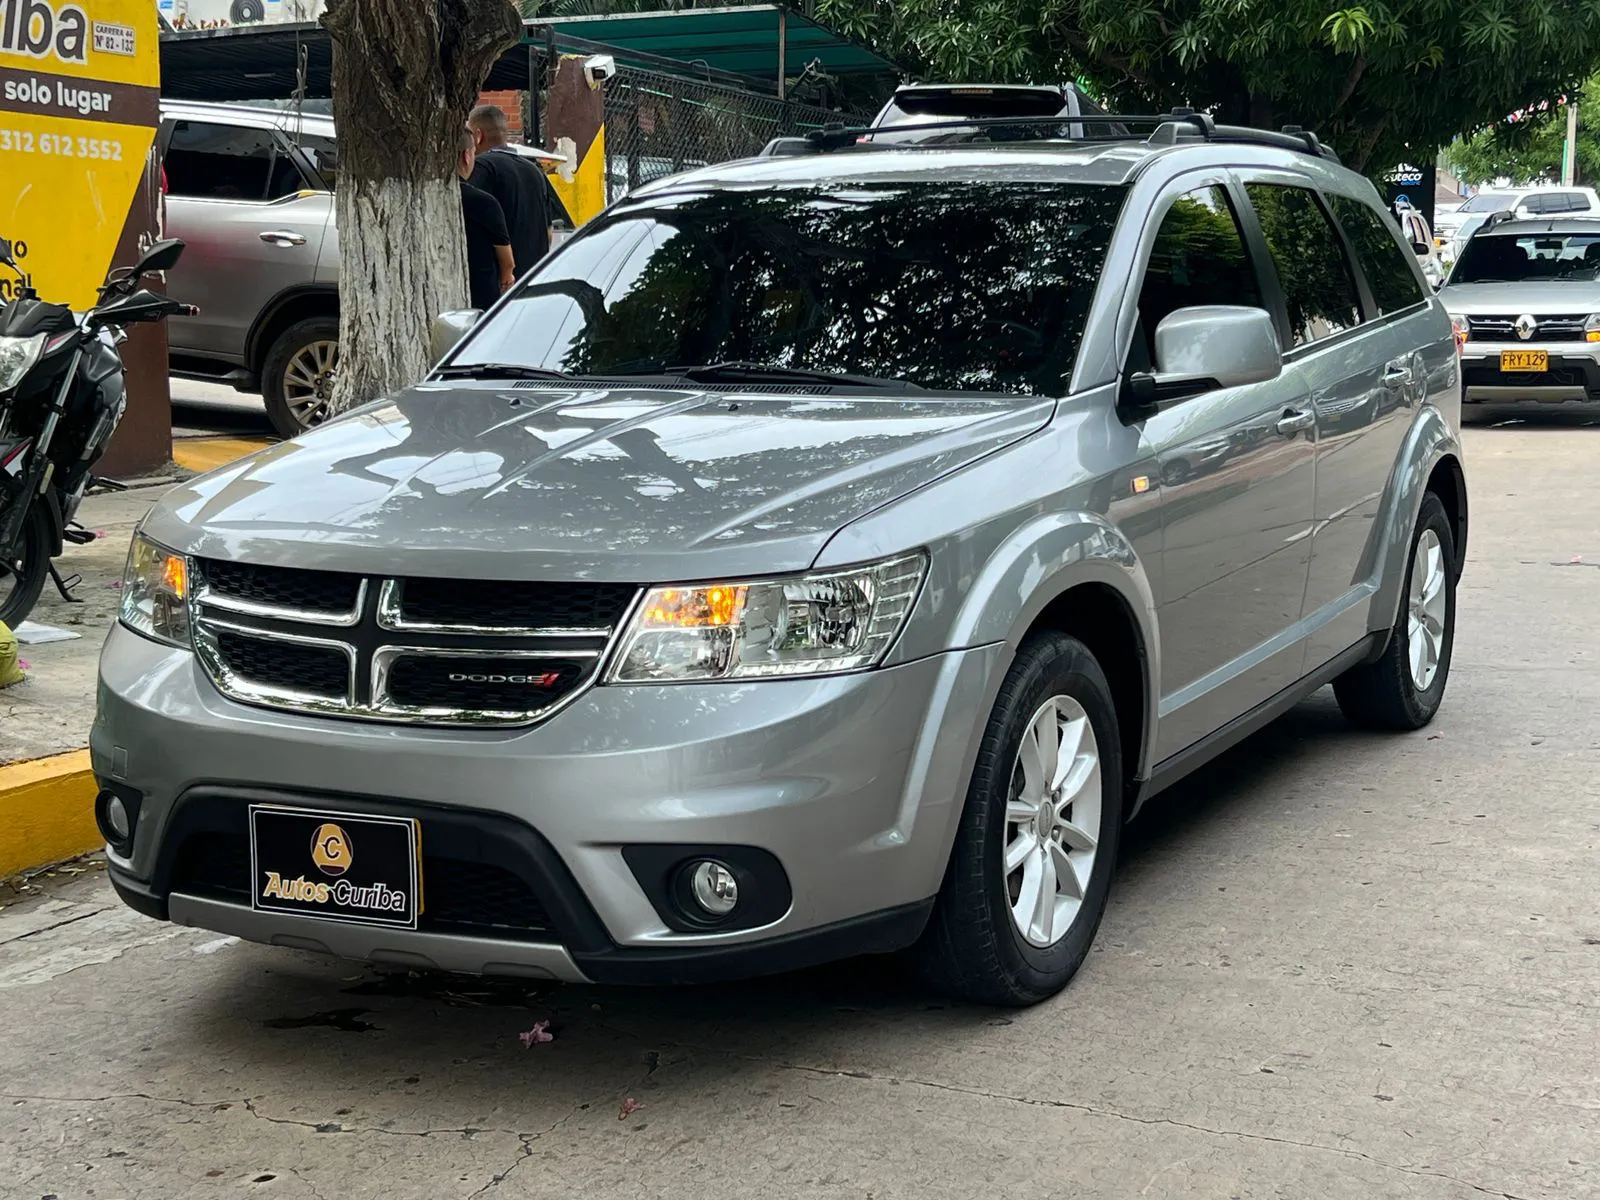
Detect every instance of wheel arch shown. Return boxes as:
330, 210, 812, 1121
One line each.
1366, 409, 1467, 649
947, 512, 1162, 792
245, 284, 340, 375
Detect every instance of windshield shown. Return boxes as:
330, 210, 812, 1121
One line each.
1456, 193, 1515, 214
455, 181, 1127, 395
1451, 232, 1600, 283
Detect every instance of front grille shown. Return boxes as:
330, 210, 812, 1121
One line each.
382, 654, 586, 713
214, 629, 349, 700
397, 577, 635, 632
1468, 314, 1590, 342
204, 560, 363, 616
193, 559, 636, 726
169, 835, 552, 938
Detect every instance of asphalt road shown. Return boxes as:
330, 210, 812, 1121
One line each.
3, 414, 1598, 1199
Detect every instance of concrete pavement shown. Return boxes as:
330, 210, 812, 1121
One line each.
1, 418, 1597, 1199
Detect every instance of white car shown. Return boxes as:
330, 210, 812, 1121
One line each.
1437, 187, 1600, 257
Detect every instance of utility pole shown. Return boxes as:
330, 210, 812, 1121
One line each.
1563, 97, 1579, 185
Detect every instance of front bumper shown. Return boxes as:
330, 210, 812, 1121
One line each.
1460, 343, 1600, 403
94, 623, 1001, 983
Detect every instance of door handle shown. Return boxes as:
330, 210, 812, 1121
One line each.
259, 230, 307, 247
1382, 362, 1415, 388
1275, 407, 1315, 437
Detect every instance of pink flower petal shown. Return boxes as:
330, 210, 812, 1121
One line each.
517, 1020, 553, 1048
16, 659, 29, 671
618, 1097, 642, 1120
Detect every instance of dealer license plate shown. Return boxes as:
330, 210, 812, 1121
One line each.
1500, 350, 1548, 372
249, 806, 421, 928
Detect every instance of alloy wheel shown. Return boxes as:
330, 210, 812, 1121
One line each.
282, 339, 339, 430
1407, 527, 1447, 691
1002, 694, 1103, 948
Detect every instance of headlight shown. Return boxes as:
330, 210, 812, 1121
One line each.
607, 553, 926, 683
1585, 314, 1600, 344
119, 533, 192, 647
1449, 314, 1470, 347
0, 334, 45, 392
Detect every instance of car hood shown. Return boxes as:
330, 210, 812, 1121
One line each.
145, 382, 1052, 581
1438, 281, 1600, 315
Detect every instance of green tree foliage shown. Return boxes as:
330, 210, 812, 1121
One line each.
813, 0, 1600, 171
1447, 85, 1600, 185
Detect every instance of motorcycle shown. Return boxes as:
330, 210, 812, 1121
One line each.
0, 237, 194, 627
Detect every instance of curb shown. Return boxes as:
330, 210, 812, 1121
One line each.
172, 436, 274, 475
0, 750, 101, 879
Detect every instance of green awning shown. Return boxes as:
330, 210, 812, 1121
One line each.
527, 5, 897, 82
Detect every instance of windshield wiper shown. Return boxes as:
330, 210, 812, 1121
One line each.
660, 361, 923, 392
434, 363, 575, 381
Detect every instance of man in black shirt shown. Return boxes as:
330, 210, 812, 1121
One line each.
457, 131, 514, 312
467, 104, 566, 274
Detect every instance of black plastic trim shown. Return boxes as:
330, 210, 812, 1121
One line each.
573, 899, 935, 986
1141, 632, 1382, 801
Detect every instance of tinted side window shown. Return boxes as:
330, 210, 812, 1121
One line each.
295, 133, 340, 191
1557, 191, 1589, 212
1135, 186, 1261, 365
164, 121, 301, 201
1330, 196, 1427, 316
1523, 193, 1553, 215
1245, 184, 1363, 346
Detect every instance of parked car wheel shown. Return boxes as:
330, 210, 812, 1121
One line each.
263, 318, 340, 440
917, 631, 1123, 1006
1333, 493, 1457, 730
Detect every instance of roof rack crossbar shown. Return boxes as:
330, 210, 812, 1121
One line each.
793, 110, 1339, 162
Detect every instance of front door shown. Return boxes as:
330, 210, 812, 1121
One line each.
162, 118, 331, 363
1128, 184, 1318, 760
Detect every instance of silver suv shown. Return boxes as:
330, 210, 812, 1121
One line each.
160, 101, 341, 438
98, 116, 1467, 1005
1439, 216, 1600, 410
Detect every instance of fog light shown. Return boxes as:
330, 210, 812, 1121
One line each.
688, 860, 739, 917
106, 795, 131, 840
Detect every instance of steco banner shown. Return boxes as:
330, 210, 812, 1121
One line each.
1, 0, 162, 309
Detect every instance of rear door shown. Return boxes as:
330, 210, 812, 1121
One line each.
1239, 179, 1422, 669
162, 117, 331, 362
1128, 179, 1319, 760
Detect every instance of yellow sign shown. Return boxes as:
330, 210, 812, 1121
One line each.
1, 0, 161, 307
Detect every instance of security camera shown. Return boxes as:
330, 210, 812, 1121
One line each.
583, 54, 616, 86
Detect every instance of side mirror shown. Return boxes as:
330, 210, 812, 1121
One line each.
1515, 205, 1534, 220
1412, 241, 1430, 256
1128, 306, 1282, 409
430, 309, 480, 364
132, 238, 184, 276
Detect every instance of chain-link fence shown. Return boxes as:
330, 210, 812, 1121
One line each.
601, 67, 868, 202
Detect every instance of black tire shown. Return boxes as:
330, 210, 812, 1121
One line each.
0, 498, 51, 629
916, 631, 1124, 1006
261, 317, 339, 440
1333, 493, 1457, 731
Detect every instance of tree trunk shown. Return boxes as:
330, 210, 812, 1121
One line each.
321, 0, 522, 414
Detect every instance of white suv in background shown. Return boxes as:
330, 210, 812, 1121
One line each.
1438, 187, 1600, 260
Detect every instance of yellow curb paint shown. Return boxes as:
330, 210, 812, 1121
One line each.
0, 751, 101, 879
172, 437, 274, 475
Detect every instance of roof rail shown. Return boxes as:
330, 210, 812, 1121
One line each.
785, 110, 1341, 163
